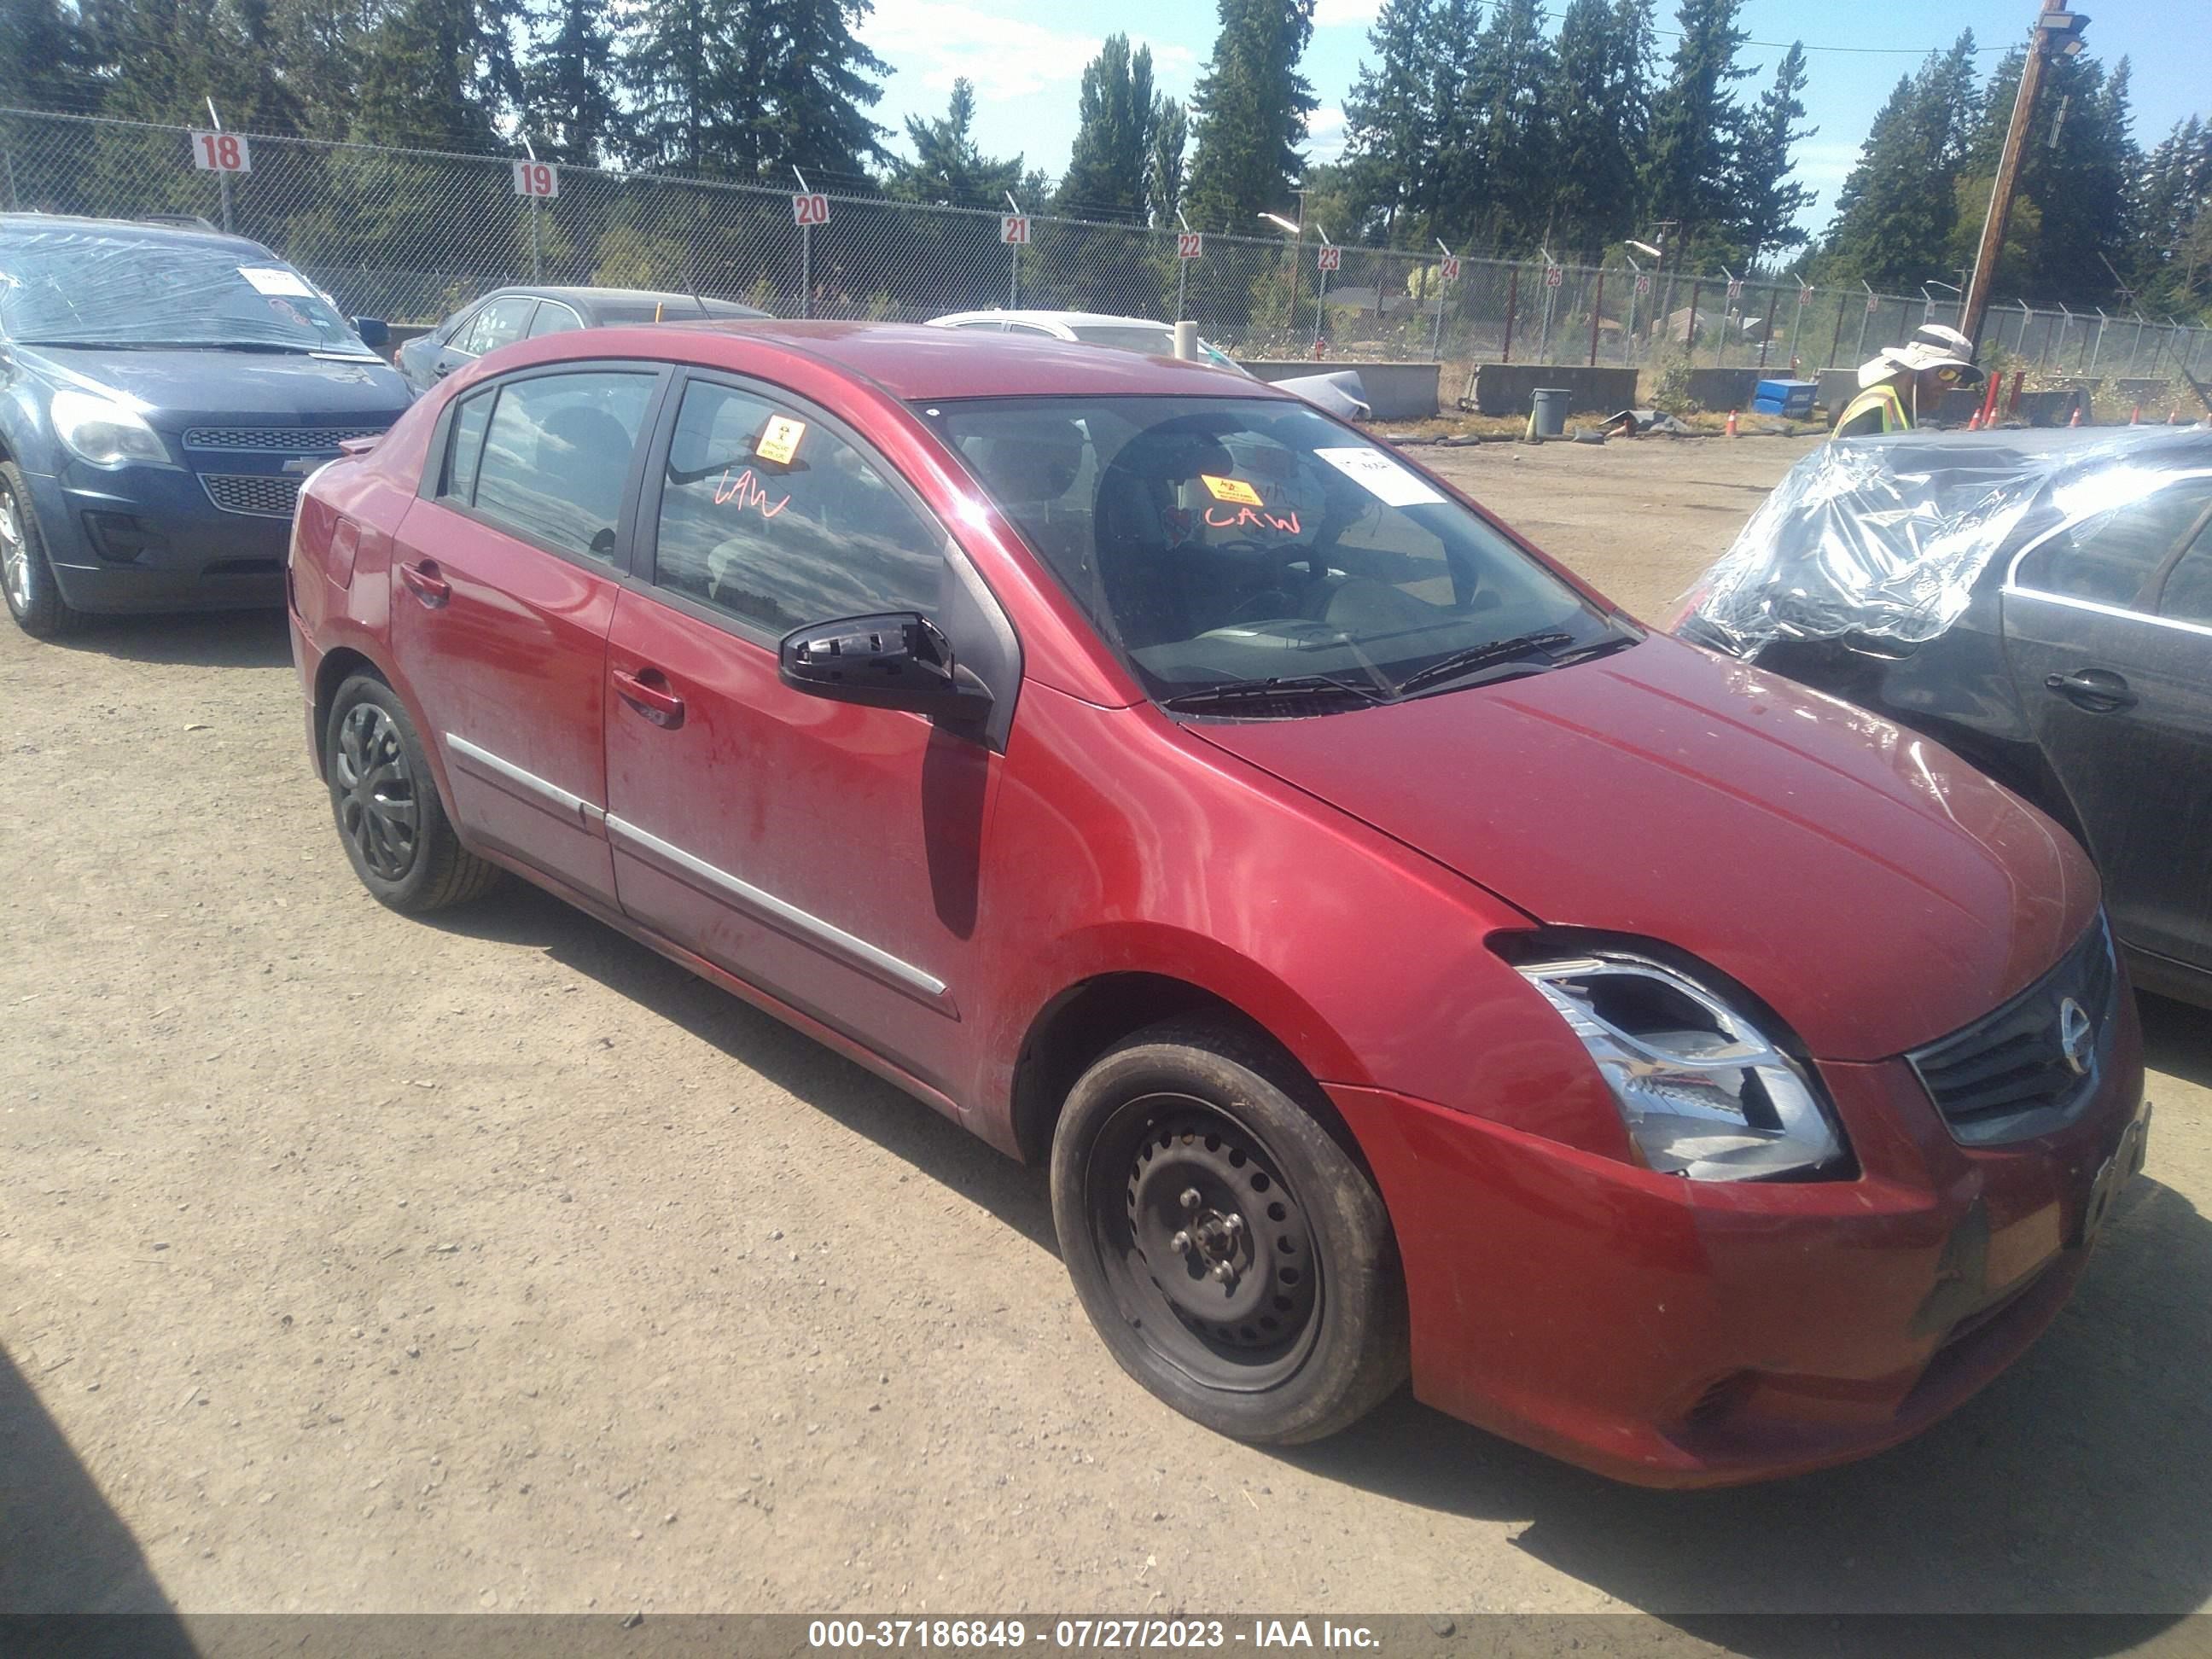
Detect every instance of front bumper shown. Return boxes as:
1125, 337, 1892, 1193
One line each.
24, 462, 291, 614
1330, 998, 2146, 1487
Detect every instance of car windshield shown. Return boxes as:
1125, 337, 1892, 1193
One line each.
927, 394, 1625, 711
1068, 325, 1182, 356
0, 228, 369, 352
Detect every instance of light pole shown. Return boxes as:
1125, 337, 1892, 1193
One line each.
1962, 3, 2092, 346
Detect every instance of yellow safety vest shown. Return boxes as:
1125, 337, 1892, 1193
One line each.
1832, 382, 1911, 439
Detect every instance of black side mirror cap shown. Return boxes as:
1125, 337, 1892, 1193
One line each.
778, 612, 993, 723
353, 317, 391, 351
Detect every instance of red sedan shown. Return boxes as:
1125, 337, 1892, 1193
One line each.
287, 321, 2148, 1487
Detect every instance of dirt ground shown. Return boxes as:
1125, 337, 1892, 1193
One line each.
5, 432, 2209, 1633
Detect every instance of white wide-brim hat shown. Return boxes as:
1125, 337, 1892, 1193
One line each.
1858, 323, 1987, 388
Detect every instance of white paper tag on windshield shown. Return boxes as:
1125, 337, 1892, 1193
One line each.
1313, 445, 1446, 507
240, 265, 314, 298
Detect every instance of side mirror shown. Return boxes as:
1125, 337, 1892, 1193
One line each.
352, 317, 391, 352
778, 613, 992, 723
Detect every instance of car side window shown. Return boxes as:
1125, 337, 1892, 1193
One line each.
1005, 323, 1057, 337
527, 301, 584, 338
461, 296, 537, 357
2015, 476, 2212, 612
2159, 542, 2212, 629
651, 379, 944, 633
468, 370, 658, 562
439, 390, 494, 503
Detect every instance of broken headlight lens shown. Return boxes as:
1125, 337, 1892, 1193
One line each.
1518, 953, 1845, 1181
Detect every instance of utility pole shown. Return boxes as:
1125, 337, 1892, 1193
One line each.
1961, 3, 2091, 346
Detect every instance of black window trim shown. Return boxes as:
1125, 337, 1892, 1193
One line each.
412, 356, 676, 578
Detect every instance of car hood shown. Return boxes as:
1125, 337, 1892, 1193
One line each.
1187, 633, 2099, 1062
23, 346, 412, 429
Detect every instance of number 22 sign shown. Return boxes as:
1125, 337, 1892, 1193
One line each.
190, 131, 251, 173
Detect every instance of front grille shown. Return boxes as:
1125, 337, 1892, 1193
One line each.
183, 424, 387, 452
1907, 917, 2118, 1145
201, 473, 303, 519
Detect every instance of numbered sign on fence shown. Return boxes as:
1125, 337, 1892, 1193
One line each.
1001, 215, 1031, 247
513, 160, 558, 199
1866, 293, 1879, 312
1316, 244, 1342, 273
792, 193, 830, 227
1544, 263, 1563, 288
1176, 231, 1203, 261
1439, 255, 1460, 282
1634, 273, 1651, 295
1726, 278, 1743, 300
190, 131, 250, 174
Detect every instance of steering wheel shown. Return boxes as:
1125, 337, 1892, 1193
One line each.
1219, 541, 1331, 625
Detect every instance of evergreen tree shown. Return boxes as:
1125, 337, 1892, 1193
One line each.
754, 0, 892, 183
620, 0, 763, 176
1819, 32, 1978, 288
353, 0, 522, 150
1545, 0, 1651, 257
1342, 0, 1433, 243
1641, 0, 1750, 250
884, 78, 1025, 207
1734, 42, 1813, 264
1464, 0, 1556, 249
1418, 0, 1487, 247
1147, 96, 1188, 226
2133, 116, 2212, 313
0, 0, 96, 114
1182, 0, 1318, 232
1057, 35, 1156, 220
525, 0, 622, 164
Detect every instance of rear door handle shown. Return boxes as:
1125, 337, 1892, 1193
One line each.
613, 666, 685, 729
2045, 667, 2137, 713
399, 559, 450, 608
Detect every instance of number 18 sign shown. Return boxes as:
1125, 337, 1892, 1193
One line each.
190, 131, 251, 173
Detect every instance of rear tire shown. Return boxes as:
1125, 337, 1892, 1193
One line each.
2, 460, 87, 640
324, 673, 501, 913
1051, 1021, 1409, 1444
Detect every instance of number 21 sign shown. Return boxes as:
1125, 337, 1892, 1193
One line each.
190, 131, 251, 173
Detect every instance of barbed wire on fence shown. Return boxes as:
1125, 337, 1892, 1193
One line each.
3, 104, 2208, 385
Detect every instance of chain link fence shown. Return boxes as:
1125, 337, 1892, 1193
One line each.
4, 105, 2209, 385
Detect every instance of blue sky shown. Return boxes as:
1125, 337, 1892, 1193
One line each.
858, 0, 2212, 242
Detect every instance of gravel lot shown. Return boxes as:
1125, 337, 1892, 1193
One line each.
5, 432, 2208, 1631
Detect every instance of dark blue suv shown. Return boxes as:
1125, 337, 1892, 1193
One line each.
1, 214, 412, 637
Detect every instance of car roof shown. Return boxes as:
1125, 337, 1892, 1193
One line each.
0, 212, 272, 259
934, 309, 1173, 331
476, 285, 765, 317
647, 318, 1275, 401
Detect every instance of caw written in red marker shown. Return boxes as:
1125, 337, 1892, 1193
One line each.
713, 467, 791, 518
1204, 504, 1301, 534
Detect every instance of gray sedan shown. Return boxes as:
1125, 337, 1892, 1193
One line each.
396, 285, 768, 394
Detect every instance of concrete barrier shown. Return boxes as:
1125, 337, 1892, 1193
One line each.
1237, 360, 1441, 421
1674, 368, 1763, 412
1463, 364, 1639, 417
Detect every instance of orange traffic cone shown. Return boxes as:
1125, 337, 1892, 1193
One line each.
1726, 409, 1739, 437
2131, 404, 2141, 424
2171, 409, 2183, 424
2069, 403, 2082, 427
1968, 410, 1982, 430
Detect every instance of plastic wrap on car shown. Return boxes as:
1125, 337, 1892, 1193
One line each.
1674, 428, 2206, 656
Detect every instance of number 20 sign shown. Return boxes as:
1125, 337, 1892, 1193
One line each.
792, 194, 830, 227
513, 160, 559, 199
190, 131, 251, 173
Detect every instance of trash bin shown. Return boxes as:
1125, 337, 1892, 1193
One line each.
1530, 387, 1570, 438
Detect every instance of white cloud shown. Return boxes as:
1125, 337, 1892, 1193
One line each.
864, 0, 1196, 105
1306, 104, 1348, 162
1792, 141, 1862, 186
1313, 0, 1383, 26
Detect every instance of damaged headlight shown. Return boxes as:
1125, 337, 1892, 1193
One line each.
1518, 953, 1846, 1181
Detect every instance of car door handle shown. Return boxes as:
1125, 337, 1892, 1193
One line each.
399, 560, 450, 608
2045, 668, 2137, 713
613, 667, 685, 729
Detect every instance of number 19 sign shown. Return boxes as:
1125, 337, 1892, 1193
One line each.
513, 160, 559, 199
191, 131, 251, 173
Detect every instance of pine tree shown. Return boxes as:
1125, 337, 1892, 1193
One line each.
525, 0, 622, 164
1464, 0, 1556, 249
1545, 0, 1651, 257
754, 0, 892, 183
1342, 0, 1433, 243
1147, 96, 1188, 226
884, 78, 1025, 207
1182, 0, 1318, 232
1642, 0, 1751, 250
1419, 0, 1486, 247
1820, 32, 1978, 288
2133, 117, 2212, 313
620, 0, 764, 176
1734, 43, 1813, 265
353, 0, 522, 150
1, 0, 96, 114
1057, 35, 1157, 221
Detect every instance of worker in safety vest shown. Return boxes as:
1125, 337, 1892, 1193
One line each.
1831, 323, 1986, 438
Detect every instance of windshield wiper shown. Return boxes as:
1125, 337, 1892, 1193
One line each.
1161, 673, 1394, 716
1394, 630, 1578, 696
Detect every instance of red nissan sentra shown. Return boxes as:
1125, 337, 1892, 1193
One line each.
287, 322, 2148, 1487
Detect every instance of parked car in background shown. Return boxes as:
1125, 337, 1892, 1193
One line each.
1674, 425, 2212, 1009
396, 286, 770, 394
289, 319, 2145, 1486
1, 212, 410, 638
928, 309, 1248, 374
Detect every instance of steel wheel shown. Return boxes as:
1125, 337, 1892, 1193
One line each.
0, 480, 29, 616
1088, 1093, 1323, 1392
332, 701, 420, 881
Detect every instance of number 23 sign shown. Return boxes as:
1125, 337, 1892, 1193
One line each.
190, 131, 251, 173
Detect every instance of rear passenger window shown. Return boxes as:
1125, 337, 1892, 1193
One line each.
527, 302, 584, 338
462, 295, 537, 356
651, 380, 943, 632
441, 392, 492, 502
469, 371, 657, 561
2161, 544, 2212, 629
2016, 476, 2212, 611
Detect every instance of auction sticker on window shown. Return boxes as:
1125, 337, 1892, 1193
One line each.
1313, 445, 1445, 508
755, 415, 807, 466
1199, 473, 1263, 506
239, 265, 314, 299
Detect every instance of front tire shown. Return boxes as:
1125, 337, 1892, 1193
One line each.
1051, 1022, 1409, 1444
1, 460, 86, 640
324, 673, 501, 913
